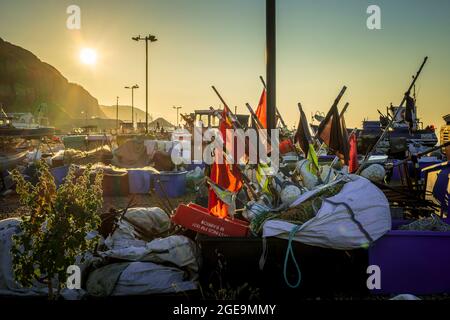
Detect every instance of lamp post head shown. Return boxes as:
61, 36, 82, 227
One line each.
132, 36, 140, 41
124, 86, 130, 89
149, 35, 158, 42
133, 84, 139, 89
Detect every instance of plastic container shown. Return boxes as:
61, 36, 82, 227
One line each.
127, 168, 155, 194
369, 219, 450, 295
102, 171, 129, 196
172, 203, 249, 237
63, 135, 87, 150
196, 234, 368, 297
418, 157, 441, 178
185, 161, 206, 172
154, 171, 187, 198
51, 165, 70, 187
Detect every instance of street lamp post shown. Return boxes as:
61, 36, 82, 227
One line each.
173, 105, 182, 127
116, 96, 119, 131
125, 84, 139, 129
132, 34, 158, 134
81, 110, 87, 127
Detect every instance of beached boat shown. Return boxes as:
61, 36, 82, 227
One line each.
0, 109, 55, 171
358, 103, 438, 157
0, 109, 55, 139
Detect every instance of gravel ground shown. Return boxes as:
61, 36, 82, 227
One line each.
0, 191, 197, 220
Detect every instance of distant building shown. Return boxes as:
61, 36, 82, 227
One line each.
59, 118, 122, 133
120, 121, 135, 133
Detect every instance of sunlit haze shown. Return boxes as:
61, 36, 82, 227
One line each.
1, 0, 449, 129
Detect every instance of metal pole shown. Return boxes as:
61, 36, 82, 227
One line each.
172, 106, 181, 127
260, 75, 287, 128
116, 96, 119, 130
211, 86, 244, 130
133, 34, 157, 133
266, 0, 276, 131
340, 102, 350, 117
145, 39, 148, 134
131, 87, 134, 127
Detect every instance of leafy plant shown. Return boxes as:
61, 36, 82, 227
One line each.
11, 161, 103, 299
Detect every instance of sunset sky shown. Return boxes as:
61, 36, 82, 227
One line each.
1, 0, 449, 129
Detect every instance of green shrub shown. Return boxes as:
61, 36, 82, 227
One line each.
11, 161, 103, 299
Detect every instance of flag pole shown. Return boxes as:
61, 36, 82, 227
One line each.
209, 107, 259, 200
246, 103, 266, 130
260, 75, 287, 129
315, 85, 347, 138
315, 101, 349, 155
297, 102, 320, 172
314, 85, 347, 144
340, 102, 350, 118
211, 86, 245, 129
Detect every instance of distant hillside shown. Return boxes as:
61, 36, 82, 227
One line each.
149, 117, 175, 129
0, 37, 105, 126
100, 105, 151, 123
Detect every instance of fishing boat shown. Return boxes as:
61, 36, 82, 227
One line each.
358, 101, 438, 158
0, 109, 55, 139
0, 108, 55, 171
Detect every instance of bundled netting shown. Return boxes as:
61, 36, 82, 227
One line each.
399, 214, 450, 232
250, 181, 345, 235
52, 146, 113, 165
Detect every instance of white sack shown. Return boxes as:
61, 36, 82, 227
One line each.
99, 235, 200, 278
263, 175, 391, 250
104, 207, 171, 249
112, 262, 197, 296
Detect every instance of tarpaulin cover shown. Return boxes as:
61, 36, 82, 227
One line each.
112, 139, 149, 168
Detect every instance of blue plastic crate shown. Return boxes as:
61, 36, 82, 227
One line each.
154, 171, 187, 198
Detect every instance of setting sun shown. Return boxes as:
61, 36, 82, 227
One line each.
79, 48, 97, 65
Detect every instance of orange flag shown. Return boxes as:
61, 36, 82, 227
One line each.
255, 89, 267, 129
208, 106, 243, 218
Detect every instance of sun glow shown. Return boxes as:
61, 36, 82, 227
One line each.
79, 48, 97, 65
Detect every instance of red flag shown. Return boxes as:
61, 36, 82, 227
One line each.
349, 132, 359, 173
208, 106, 243, 218
255, 89, 267, 129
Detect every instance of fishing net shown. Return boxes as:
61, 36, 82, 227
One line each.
399, 214, 450, 232
250, 181, 345, 235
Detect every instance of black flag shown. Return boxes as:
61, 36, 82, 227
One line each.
295, 104, 313, 157
316, 104, 350, 165
405, 94, 416, 130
